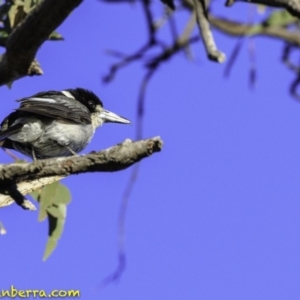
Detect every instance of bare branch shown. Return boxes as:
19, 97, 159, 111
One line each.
142, 0, 156, 44
192, 0, 226, 63
224, 38, 244, 77
146, 36, 200, 69
103, 44, 152, 83
0, 137, 163, 208
209, 15, 300, 47
100, 70, 155, 286
0, 0, 83, 86
178, 12, 197, 44
282, 43, 300, 72
99, 163, 139, 288
226, 0, 300, 19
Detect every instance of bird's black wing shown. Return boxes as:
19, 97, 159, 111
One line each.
0, 124, 23, 141
16, 92, 91, 124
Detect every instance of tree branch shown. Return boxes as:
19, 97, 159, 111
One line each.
0, 0, 83, 86
226, 0, 300, 19
209, 15, 300, 47
0, 137, 163, 208
192, 0, 226, 62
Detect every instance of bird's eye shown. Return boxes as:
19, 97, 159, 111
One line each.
88, 100, 95, 108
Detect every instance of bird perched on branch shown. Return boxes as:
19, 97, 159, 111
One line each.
0, 88, 130, 160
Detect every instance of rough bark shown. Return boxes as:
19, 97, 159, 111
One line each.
0, 137, 163, 208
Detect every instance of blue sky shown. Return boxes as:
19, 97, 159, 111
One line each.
1, 1, 300, 299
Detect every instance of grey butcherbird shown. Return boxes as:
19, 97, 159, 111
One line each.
0, 88, 131, 160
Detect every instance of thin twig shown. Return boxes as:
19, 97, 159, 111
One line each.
137, 69, 155, 139
102, 44, 153, 83
142, 0, 156, 44
224, 37, 244, 77
100, 69, 155, 286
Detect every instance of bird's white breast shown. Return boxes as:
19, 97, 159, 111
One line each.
43, 120, 95, 149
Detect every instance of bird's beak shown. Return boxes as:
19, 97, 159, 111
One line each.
99, 109, 131, 124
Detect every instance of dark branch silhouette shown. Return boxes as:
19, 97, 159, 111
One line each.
0, 0, 82, 86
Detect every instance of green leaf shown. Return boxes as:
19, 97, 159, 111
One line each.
31, 181, 71, 260
39, 181, 71, 206
41, 182, 59, 205
23, 0, 31, 13
43, 206, 66, 261
7, 1, 29, 29
12, 0, 25, 5
47, 204, 67, 219
0, 29, 9, 47
54, 183, 71, 205
8, 4, 19, 28
38, 204, 47, 222
43, 237, 57, 261
0, 29, 8, 38
32, 181, 71, 222
23, 0, 39, 13
264, 10, 296, 27
30, 188, 46, 221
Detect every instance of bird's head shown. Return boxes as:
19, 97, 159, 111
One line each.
65, 88, 131, 128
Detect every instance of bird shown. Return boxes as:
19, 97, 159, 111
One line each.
0, 88, 131, 160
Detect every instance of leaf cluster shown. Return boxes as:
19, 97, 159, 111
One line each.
31, 181, 71, 261
0, 0, 62, 47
